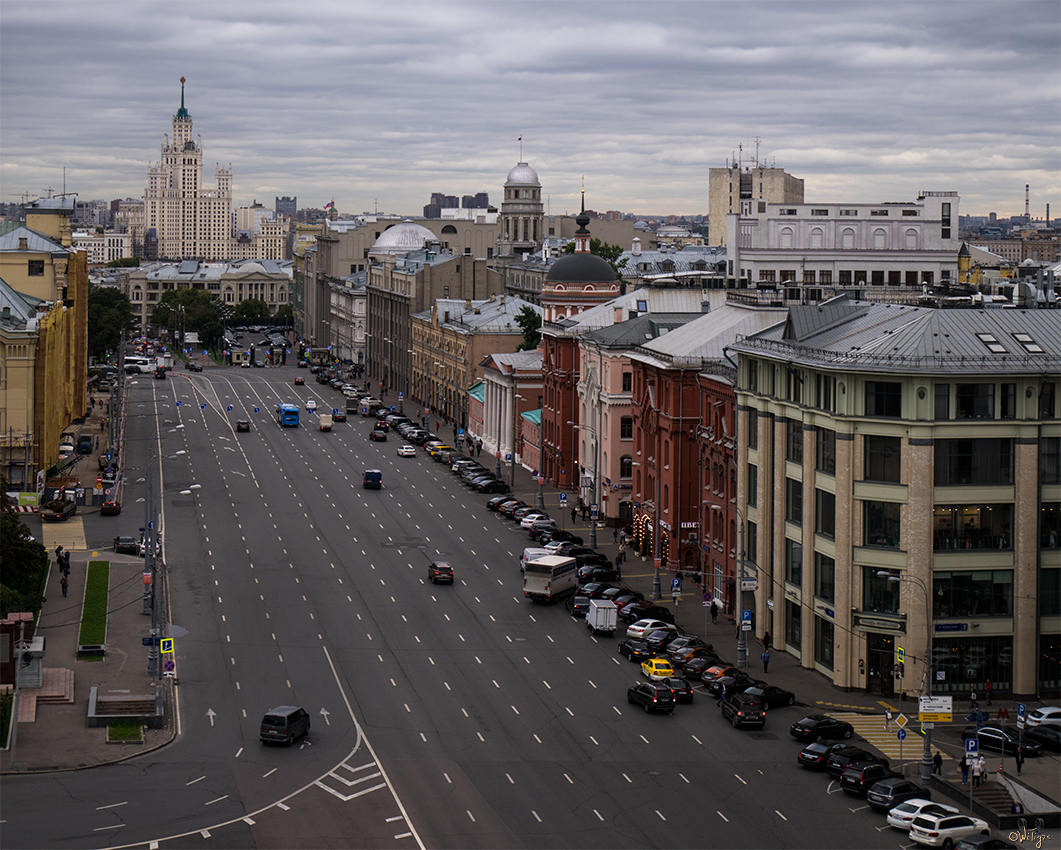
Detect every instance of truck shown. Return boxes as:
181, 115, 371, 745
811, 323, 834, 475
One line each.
319, 413, 333, 431
346, 397, 360, 415
309, 348, 330, 367
523, 555, 577, 603
156, 355, 174, 372
41, 499, 77, 521
585, 599, 618, 636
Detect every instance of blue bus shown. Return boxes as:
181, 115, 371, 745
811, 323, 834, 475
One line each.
275, 403, 300, 427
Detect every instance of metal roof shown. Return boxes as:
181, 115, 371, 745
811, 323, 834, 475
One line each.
0, 225, 67, 254
585, 313, 703, 347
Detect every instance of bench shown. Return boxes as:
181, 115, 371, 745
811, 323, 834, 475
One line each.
78, 644, 106, 656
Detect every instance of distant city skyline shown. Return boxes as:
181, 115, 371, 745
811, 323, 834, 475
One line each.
1, 1, 1058, 221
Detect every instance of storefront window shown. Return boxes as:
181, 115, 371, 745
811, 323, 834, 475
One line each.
864, 501, 901, 549
815, 553, 835, 604
814, 618, 834, 671
932, 636, 1012, 695
785, 599, 801, 650
933, 570, 1013, 618
863, 567, 900, 614
933, 504, 1013, 550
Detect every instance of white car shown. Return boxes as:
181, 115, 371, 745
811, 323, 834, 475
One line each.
306, 399, 317, 411
519, 513, 549, 529
397, 445, 416, 457
909, 813, 989, 847
626, 618, 674, 639
886, 799, 959, 832
1026, 706, 1061, 727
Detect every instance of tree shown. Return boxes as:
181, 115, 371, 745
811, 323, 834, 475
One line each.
150, 289, 224, 351
232, 298, 270, 324
0, 478, 49, 617
514, 305, 542, 351
563, 237, 628, 281
87, 284, 136, 361
272, 304, 294, 326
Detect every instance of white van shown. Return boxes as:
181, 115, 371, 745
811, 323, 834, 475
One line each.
520, 547, 552, 573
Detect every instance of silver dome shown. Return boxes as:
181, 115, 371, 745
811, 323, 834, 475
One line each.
506, 162, 540, 186
370, 220, 438, 254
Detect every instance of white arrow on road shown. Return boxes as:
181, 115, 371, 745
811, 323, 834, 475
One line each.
207, 709, 216, 727
319, 708, 331, 726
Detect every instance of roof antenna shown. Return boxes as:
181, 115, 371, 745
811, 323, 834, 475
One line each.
518, 135, 522, 161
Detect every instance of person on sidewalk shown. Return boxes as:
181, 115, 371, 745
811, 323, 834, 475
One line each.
61, 575, 68, 597
613, 528, 619, 546
972, 755, 985, 788
571, 507, 577, 524
761, 648, 770, 673
711, 600, 718, 624
1014, 746, 1024, 776
885, 709, 893, 731
933, 750, 943, 775
960, 753, 970, 785
761, 631, 771, 651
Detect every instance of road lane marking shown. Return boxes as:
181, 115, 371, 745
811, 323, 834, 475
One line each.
96, 801, 129, 809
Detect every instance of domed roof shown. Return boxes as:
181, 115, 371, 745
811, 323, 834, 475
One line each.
506, 162, 540, 186
370, 220, 438, 254
236, 261, 267, 275
548, 252, 616, 284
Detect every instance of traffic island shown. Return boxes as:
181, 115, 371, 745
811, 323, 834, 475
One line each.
76, 561, 109, 661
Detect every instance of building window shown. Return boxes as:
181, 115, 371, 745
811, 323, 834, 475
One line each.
747, 463, 757, 507
814, 618, 834, 671
1042, 504, 1059, 549
935, 384, 950, 420
864, 434, 901, 482
816, 428, 836, 475
746, 520, 757, 564
622, 372, 632, 392
620, 456, 633, 478
1042, 437, 1061, 484
785, 600, 801, 650
956, 384, 995, 419
815, 490, 835, 539
933, 570, 1013, 618
785, 538, 802, 587
786, 479, 802, 524
934, 439, 1014, 486
620, 417, 633, 440
863, 567, 900, 614
815, 374, 835, 411
1042, 569, 1061, 616
814, 553, 835, 604
865, 381, 902, 417
933, 503, 1014, 550
864, 501, 901, 548
786, 418, 804, 464
28, 260, 45, 276
747, 413, 758, 450
1042, 382, 1058, 419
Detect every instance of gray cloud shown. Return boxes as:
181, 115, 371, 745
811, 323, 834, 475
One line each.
2, 0, 1057, 218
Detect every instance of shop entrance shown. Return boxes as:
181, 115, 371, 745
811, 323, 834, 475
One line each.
867, 633, 895, 696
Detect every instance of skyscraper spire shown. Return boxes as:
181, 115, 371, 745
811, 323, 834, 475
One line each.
574, 177, 590, 253
176, 76, 189, 119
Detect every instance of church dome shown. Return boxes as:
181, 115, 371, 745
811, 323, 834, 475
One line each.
548, 252, 616, 284
506, 162, 539, 186
370, 220, 438, 254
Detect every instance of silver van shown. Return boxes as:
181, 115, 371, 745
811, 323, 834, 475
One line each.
260, 705, 311, 745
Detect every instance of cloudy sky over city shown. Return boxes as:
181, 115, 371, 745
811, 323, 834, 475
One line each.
2, 1, 1058, 219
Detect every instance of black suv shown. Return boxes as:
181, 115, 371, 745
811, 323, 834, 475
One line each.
627, 681, 676, 714
840, 762, 899, 796
826, 747, 889, 778
428, 561, 454, 584
720, 692, 766, 728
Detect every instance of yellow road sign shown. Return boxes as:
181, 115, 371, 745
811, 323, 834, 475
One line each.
918, 713, 952, 723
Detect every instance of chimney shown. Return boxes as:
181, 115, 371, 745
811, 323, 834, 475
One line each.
632, 237, 642, 256
701, 301, 711, 314
2, 306, 10, 321
614, 307, 623, 323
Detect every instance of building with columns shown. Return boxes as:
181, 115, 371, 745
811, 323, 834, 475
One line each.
498, 162, 544, 257
730, 299, 1060, 699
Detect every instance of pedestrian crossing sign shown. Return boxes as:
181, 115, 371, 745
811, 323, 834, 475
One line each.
160, 638, 174, 654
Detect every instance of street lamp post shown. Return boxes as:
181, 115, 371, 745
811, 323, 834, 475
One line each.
711, 502, 748, 669
879, 571, 934, 782
567, 421, 598, 549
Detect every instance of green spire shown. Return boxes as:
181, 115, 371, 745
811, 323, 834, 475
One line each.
176, 75, 189, 119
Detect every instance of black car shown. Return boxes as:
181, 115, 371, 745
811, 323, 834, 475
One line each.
617, 639, 655, 662
644, 628, 683, 652
621, 602, 676, 625
840, 762, 900, 796
790, 714, 855, 742
333, 411, 347, 422
682, 656, 724, 680
186, 362, 203, 372
369, 429, 387, 441
662, 676, 694, 703
578, 566, 620, 584
671, 647, 722, 672
706, 674, 766, 698
953, 837, 1018, 850
487, 495, 514, 511
721, 692, 766, 727
100, 499, 121, 516
826, 747, 889, 778
236, 419, 251, 432
565, 595, 590, 617
579, 581, 619, 599
627, 681, 676, 714
536, 529, 584, 546
960, 725, 1043, 757
1023, 724, 1061, 753
742, 685, 796, 710
113, 535, 139, 554
428, 561, 454, 584
797, 740, 849, 770
865, 777, 931, 811
477, 479, 511, 494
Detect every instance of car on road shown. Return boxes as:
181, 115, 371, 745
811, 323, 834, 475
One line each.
626, 618, 673, 639
397, 445, 416, 457
578, 566, 621, 585
627, 681, 676, 714
866, 777, 932, 811
840, 762, 900, 796
426, 443, 455, 457
236, 419, 250, 432
617, 639, 655, 662
645, 628, 685, 653
887, 799, 959, 832
512, 506, 540, 522
240, 361, 251, 368
1022, 723, 1061, 752
332, 411, 347, 422
363, 469, 382, 490
565, 595, 590, 617
641, 658, 675, 681
534, 528, 583, 545
671, 647, 721, 672
698, 665, 742, 685
909, 812, 990, 848
826, 747, 889, 778
662, 676, 694, 703
797, 740, 849, 770
369, 429, 388, 442
790, 714, 854, 741
681, 656, 729, 680
952, 837, 1017, 850
742, 684, 796, 710
476, 479, 511, 494
1026, 706, 1061, 728
620, 602, 675, 625
720, 692, 766, 727
294, 377, 305, 385
186, 362, 203, 372
705, 674, 766, 698
428, 561, 454, 584
260, 705, 311, 745
306, 399, 317, 410
100, 500, 121, 516
113, 536, 139, 554
960, 724, 1043, 757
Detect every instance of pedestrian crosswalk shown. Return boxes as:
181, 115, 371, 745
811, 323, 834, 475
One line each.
829, 711, 951, 769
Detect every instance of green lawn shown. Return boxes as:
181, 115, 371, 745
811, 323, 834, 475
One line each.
77, 561, 110, 651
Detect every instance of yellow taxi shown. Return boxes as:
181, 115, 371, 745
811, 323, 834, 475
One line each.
640, 658, 675, 681
426, 444, 455, 457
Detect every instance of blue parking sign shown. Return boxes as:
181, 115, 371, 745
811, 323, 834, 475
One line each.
965, 738, 978, 754
741, 609, 752, 622
672, 577, 681, 591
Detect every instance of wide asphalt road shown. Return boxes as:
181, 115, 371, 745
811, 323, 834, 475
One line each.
3, 365, 903, 850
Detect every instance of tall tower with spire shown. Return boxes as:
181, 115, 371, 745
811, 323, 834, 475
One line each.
498, 158, 544, 257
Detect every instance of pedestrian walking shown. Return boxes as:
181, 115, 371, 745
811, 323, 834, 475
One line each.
761, 630, 771, 651
970, 691, 978, 710
885, 709, 893, 731
571, 507, 577, 524
618, 541, 627, 562
612, 528, 618, 546
95, 436, 100, 450
972, 755, 985, 788
960, 754, 970, 785
61, 575, 68, 597
761, 649, 770, 673
986, 679, 993, 705
614, 554, 622, 577
717, 682, 726, 706
1014, 746, 1024, 776
711, 600, 719, 624
933, 750, 943, 775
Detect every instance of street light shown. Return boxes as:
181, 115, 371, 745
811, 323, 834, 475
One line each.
712, 503, 749, 669
878, 570, 934, 782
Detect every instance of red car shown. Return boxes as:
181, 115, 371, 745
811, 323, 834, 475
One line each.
100, 500, 121, 516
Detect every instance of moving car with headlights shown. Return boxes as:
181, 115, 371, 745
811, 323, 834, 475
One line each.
306, 399, 317, 411
113, 536, 139, 555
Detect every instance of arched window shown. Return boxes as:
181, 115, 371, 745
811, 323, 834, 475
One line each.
620, 455, 633, 477
842, 228, 855, 250
905, 228, 918, 250
780, 227, 794, 249
873, 228, 887, 250
810, 227, 824, 249
663, 484, 669, 513
441, 225, 457, 235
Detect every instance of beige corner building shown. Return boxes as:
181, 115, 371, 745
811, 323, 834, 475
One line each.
708, 163, 804, 246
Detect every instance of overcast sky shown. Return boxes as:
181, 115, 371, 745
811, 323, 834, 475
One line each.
2, 1, 1058, 220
